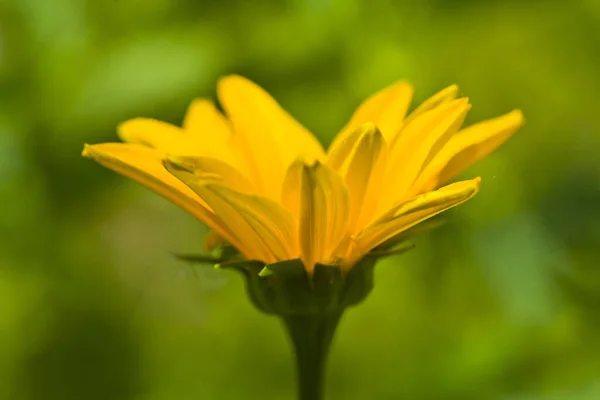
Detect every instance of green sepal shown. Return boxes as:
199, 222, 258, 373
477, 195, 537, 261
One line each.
171, 253, 224, 266
259, 259, 308, 278
368, 242, 416, 257
216, 259, 263, 274
172, 243, 244, 267
219, 245, 242, 260
173, 244, 412, 317
232, 257, 377, 316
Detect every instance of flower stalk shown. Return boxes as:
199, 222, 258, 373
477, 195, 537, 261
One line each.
282, 312, 343, 400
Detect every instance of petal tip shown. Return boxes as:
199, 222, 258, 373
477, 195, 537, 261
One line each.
162, 154, 200, 175
465, 177, 482, 197
455, 97, 470, 107
116, 118, 152, 143
116, 117, 143, 131
217, 74, 247, 90
81, 143, 93, 158
358, 121, 379, 134
188, 98, 213, 108
163, 155, 191, 173
511, 109, 525, 126
390, 80, 415, 95
445, 84, 460, 98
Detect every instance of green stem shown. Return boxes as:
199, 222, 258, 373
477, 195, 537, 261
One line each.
282, 312, 343, 400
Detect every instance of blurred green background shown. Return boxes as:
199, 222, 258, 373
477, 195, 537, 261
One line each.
1, 0, 600, 399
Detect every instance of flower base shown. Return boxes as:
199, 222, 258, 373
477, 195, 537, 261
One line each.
219, 256, 377, 400
177, 244, 413, 399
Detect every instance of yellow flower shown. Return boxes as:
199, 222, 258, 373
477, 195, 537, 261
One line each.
83, 76, 523, 272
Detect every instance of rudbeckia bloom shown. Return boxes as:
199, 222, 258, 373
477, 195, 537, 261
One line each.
83, 76, 523, 272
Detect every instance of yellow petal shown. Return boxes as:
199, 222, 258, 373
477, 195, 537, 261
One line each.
119, 106, 240, 168
164, 155, 255, 194
403, 84, 459, 125
217, 75, 325, 197
280, 160, 304, 220
165, 158, 294, 261
118, 118, 186, 152
297, 162, 350, 272
183, 98, 231, 138
208, 184, 298, 262
412, 110, 524, 194
383, 98, 471, 209
336, 123, 388, 234
326, 122, 365, 172
181, 98, 241, 167
351, 178, 481, 261
167, 177, 297, 263
204, 230, 227, 252
81, 143, 232, 242
330, 80, 413, 150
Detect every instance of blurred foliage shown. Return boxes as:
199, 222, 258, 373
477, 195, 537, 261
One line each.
1, 0, 600, 399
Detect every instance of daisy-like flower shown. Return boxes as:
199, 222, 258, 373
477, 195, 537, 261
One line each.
83, 75, 522, 273
84, 76, 523, 400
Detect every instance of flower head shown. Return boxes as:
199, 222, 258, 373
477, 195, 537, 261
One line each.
83, 75, 523, 272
